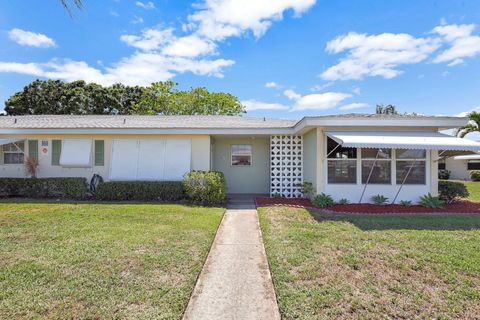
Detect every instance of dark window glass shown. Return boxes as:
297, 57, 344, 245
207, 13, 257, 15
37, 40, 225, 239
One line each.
362, 160, 391, 184
438, 161, 446, 170
327, 137, 356, 159
396, 161, 426, 184
361, 148, 391, 159
231, 144, 252, 166
328, 160, 357, 184
467, 161, 480, 170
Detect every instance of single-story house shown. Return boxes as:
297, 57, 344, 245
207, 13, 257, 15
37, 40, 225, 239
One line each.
1, 114, 480, 202
441, 154, 480, 180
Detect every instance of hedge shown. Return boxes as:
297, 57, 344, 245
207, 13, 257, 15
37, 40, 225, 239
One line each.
183, 171, 226, 206
0, 177, 88, 199
96, 181, 184, 201
438, 180, 469, 203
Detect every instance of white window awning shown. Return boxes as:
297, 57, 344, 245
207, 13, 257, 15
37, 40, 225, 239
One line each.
326, 131, 480, 152
0, 138, 22, 146
59, 139, 92, 167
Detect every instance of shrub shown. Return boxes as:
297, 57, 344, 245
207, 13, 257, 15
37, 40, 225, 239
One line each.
183, 171, 226, 206
371, 194, 389, 205
438, 169, 450, 180
312, 193, 334, 208
338, 198, 349, 204
399, 200, 412, 206
298, 182, 315, 199
470, 170, 480, 181
419, 193, 444, 209
96, 181, 184, 201
438, 180, 469, 203
0, 177, 88, 199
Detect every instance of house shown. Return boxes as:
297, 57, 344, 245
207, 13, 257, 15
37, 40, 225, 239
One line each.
1, 114, 480, 203
442, 154, 480, 180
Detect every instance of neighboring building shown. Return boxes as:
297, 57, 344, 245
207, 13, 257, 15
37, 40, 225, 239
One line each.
1, 114, 480, 203
443, 154, 480, 180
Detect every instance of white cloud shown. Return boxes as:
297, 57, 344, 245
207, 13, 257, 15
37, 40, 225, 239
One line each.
0, 0, 316, 86
353, 87, 361, 94
131, 16, 144, 24
135, 1, 155, 9
242, 99, 289, 111
265, 81, 278, 88
321, 32, 440, 81
338, 102, 369, 110
188, 0, 317, 41
310, 82, 333, 92
8, 28, 55, 48
162, 35, 216, 57
432, 24, 480, 66
120, 28, 175, 51
284, 89, 351, 111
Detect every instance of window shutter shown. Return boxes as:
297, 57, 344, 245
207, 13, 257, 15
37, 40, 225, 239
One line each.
52, 140, 61, 166
28, 140, 38, 162
94, 140, 105, 166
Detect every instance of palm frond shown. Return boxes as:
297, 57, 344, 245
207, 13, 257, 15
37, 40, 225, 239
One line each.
60, 0, 82, 17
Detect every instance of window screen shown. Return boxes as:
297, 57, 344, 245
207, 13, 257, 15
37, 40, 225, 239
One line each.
231, 144, 252, 166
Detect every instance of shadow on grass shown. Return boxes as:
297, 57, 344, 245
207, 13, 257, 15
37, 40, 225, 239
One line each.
308, 210, 480, 231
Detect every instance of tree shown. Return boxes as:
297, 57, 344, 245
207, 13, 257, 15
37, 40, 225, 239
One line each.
134, 81, 245, 115
4, 79, 246, 116
376, 104, 398, 115
456, 111, 480, 138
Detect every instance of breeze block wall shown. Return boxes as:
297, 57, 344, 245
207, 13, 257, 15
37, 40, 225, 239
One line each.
270, 135, 303, 198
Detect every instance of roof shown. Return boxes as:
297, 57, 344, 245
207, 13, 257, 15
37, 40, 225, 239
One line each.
0, 115, 296, 129
0, 114, 468, 135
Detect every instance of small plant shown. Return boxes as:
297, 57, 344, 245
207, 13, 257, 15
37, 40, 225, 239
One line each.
399, 200, 412, 206
419, 193, 444, 209
298, 182, 315, 199
470, 170, 480, 181
24, 156, 39, 178
438, 169, 450, 180
312, 193, 334, 208
338, 198, 349, 204
438, 180, 469, 204
371, 194, 389, 205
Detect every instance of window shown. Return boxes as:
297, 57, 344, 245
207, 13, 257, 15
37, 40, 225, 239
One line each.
94, 140, 105, 166
51, 140, 62, 166
467, 161, 480, 170
231, 144, 252, 166
396, 149, 426, 185
438, 159, 446, 170
327, 137, 356, 183
3, 142, 24, 164
361, 148, 392, 184
28, 140, 38, 162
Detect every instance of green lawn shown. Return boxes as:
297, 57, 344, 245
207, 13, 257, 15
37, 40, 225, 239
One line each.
461, 180, 480, 201
259, 206, 480, 319
0, 201, 223, 319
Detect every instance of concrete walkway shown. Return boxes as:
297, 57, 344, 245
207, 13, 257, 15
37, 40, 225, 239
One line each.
182, 207, 280, 320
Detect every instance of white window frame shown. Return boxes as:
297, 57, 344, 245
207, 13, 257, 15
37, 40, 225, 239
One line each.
231, 144, 252, 166
360, 148, 393, 185
395, 149, 427, 185
326, 137, 357, 185
2, 142, 25, 165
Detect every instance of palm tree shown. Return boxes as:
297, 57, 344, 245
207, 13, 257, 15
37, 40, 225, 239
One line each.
60, 0, 82, 16
456, 111, 480, 138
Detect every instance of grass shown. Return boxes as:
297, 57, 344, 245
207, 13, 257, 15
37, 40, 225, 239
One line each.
259, 206, 480, 319
461, 180, 480, 201
0, 201, 224, 319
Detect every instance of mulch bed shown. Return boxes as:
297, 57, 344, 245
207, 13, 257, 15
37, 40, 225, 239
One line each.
255, 197, 480, 214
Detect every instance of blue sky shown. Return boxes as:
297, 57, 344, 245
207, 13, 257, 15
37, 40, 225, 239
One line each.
0, 0, 480, 119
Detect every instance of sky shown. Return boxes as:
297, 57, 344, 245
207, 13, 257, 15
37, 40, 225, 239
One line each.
0, 0, 480, 119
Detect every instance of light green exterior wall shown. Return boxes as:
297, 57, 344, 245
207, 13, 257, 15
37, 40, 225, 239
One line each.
302, 129, 317, 191
212, 137, 270, 194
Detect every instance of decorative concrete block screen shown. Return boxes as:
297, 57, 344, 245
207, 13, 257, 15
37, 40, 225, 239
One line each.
270, 135, 303, 198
